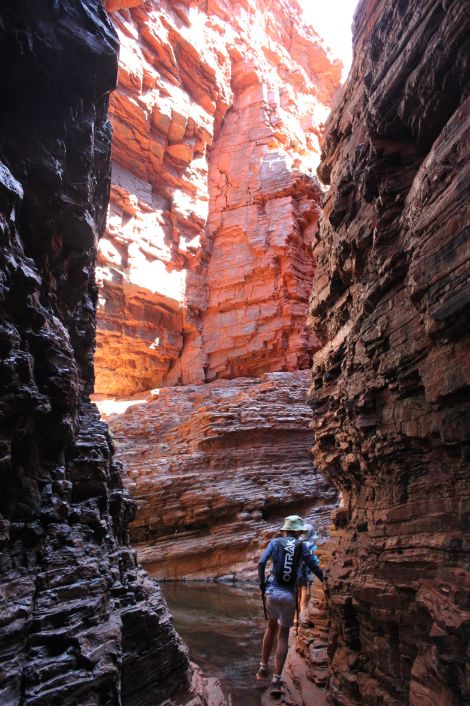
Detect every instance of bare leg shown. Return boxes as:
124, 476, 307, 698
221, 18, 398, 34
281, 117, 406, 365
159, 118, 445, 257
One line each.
274, 625, 290, 675
261, 618, 278, 665
300, 586, 309, 613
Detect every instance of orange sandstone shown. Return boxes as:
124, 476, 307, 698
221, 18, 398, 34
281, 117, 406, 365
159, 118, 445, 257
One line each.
97, 0, 341, 395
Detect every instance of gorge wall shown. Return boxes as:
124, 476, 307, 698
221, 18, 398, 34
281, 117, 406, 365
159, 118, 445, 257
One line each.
97, 0, 341, 395
101, 371, 337, 579
0, 3, 223, 705
309, 0, 470, 704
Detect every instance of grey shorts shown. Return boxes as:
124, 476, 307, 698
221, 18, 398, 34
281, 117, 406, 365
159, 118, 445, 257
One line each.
265, 586, 296, 627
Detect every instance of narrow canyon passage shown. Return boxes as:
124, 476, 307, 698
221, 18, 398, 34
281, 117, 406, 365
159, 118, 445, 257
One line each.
93, 1, 343, 701
0, 1, 469, 706
96, 0, 470, 703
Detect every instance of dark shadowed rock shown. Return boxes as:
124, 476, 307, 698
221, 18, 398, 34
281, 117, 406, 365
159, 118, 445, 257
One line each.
0, 3, 224, 705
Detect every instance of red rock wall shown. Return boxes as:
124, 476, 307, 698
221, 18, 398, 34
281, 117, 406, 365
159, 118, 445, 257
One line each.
309, 1, 470, 703
99, 371, 338, 578
96, 0, 341, 395
0, 4, 224, 705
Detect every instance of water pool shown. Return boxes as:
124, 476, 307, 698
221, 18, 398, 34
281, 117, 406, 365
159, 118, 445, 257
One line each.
162, 581, 266, 706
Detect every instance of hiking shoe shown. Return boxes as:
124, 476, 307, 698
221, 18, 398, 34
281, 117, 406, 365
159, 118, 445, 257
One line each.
270, 675, 283, 697
255, 664, 269, 681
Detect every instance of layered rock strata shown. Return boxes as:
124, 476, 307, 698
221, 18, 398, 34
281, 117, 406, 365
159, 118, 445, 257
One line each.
96, 0, 341, 395
291, 539, 332, 693
309, 1, 470, 703
0, 3, 223, 705
99, 371, 338, 578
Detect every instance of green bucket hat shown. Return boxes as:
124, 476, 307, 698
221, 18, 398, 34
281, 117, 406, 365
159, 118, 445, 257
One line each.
281, 515, 305, 532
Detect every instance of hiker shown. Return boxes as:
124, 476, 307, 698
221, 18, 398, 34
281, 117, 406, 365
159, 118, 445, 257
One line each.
296, 524, 320, 627
256, 515, 323, 697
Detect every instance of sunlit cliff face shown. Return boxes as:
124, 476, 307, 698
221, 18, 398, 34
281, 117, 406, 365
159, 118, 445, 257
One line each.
95, 0, 342, 396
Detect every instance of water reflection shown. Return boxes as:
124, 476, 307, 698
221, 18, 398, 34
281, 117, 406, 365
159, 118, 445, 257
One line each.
162, 581, 266, 706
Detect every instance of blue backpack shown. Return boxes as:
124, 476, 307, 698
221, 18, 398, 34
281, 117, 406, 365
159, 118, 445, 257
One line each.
298, 540, 318, 582
271, 537, 304, 589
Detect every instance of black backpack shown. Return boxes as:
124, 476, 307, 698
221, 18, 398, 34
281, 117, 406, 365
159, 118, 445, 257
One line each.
271, 537, 303, 589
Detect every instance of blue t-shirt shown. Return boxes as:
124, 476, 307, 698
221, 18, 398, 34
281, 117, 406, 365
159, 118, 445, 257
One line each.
258, 537, 323, 593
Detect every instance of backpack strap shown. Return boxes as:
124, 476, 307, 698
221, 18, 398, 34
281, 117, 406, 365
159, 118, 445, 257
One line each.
292, 539, 303, 579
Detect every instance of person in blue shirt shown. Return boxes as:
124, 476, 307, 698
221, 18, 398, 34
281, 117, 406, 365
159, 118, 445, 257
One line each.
256, 515, 323, 697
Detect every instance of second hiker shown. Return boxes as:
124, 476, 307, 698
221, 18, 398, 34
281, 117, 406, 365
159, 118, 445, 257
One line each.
296, 523, 320, 627
256, 515, 323, 697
